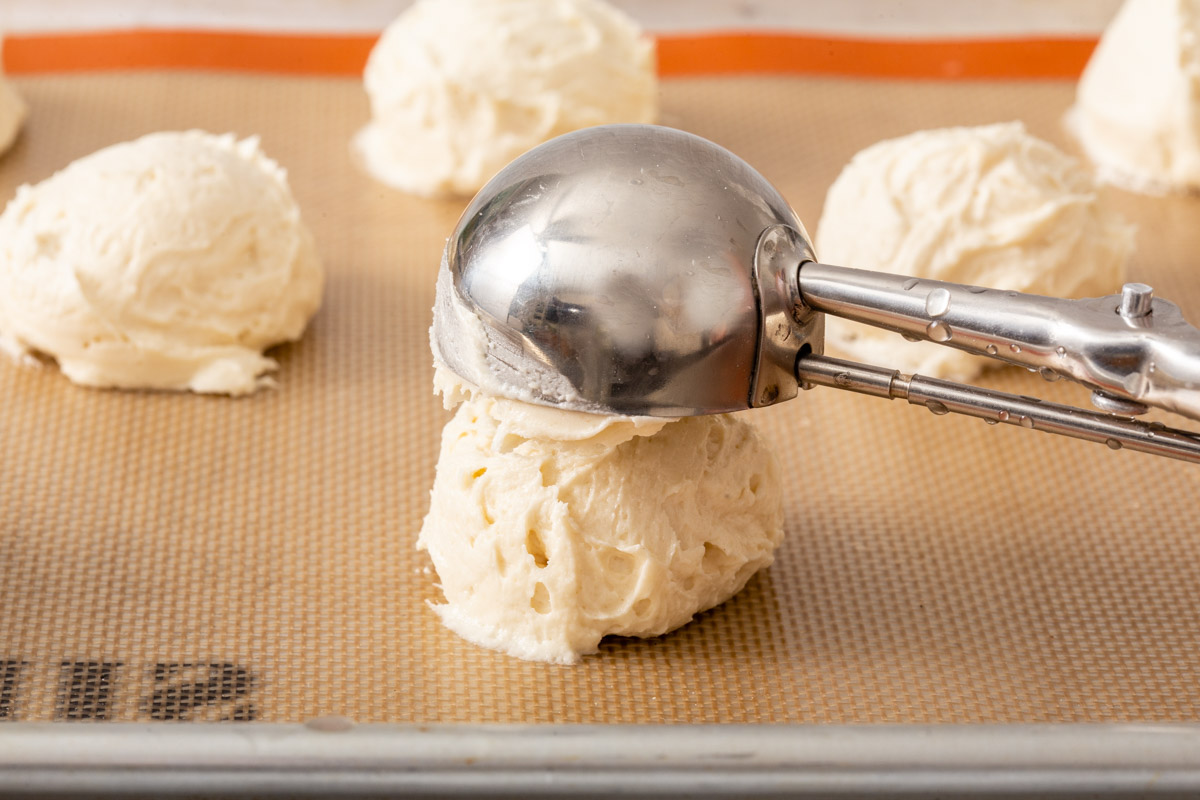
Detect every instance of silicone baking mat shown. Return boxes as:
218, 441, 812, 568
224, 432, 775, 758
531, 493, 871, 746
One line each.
1, 71, 1198, 726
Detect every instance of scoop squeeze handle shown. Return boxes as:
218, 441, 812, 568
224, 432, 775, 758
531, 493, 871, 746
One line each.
798, 261, 1200, 423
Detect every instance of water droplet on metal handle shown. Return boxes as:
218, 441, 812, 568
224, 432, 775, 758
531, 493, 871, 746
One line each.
925, 287, 951, 318
926, 321, 952, 342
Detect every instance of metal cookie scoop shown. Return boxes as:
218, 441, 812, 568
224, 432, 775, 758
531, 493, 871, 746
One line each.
436, 124, 1200, 463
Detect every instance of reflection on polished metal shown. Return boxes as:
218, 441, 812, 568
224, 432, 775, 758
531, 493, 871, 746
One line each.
1091, 390, 1150, 417
439, 124, 1200, 462
444, 124, 815, 416
1120, 282, 1155, 319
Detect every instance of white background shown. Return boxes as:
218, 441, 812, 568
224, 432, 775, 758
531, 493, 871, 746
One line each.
1, 0, 1123, 37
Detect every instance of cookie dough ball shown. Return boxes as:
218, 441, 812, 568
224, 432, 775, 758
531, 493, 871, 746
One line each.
418, 373, 784, 664
0, 41, 27, 156
1071, 0, 1200, 193
355, 0, 657, 197
0, 131, 323, 395
815, 122, 1134, 381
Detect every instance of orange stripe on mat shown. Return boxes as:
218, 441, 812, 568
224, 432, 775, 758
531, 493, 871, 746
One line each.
4, 30, 375, 76
3, 30, 1098, 80
659, 33, 1098, 80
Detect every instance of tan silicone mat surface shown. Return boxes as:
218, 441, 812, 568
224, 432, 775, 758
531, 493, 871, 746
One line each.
2, 73, 1199, 725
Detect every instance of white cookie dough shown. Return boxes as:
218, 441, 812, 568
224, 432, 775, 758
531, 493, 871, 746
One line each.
0, 41, 27, 156
0, 131, 323, 395
355, 0, 657, 197
418, 371, 784, 664
815, 122, 1134, 381
1069, 0, 1200, 193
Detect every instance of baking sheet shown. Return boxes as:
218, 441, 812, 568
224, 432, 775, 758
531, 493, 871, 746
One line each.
1, 72, 1199, 725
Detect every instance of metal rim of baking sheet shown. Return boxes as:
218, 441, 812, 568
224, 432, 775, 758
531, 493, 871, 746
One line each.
2, 722, 1200, 798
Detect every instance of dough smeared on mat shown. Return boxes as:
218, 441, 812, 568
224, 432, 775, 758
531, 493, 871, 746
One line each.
1069, 0, 1200, 193
0, 40, 27, 156
355, 0, 657, 197
815, 122, 1134, 381
418, 372, 784, 664
0, 131, 323, 395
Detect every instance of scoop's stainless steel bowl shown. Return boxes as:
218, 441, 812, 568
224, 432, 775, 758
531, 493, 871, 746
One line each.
437, 124, 818, 416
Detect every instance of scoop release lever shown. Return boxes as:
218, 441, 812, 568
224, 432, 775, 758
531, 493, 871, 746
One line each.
794, 261, 1200, 463
797, 262, 1200, 423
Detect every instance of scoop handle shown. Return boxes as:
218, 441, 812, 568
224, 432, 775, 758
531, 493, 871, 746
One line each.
796, 353, 1200, 464
798, 261, 1200, 422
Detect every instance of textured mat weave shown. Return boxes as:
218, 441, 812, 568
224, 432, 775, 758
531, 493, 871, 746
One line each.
1, 73, 1198, 724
